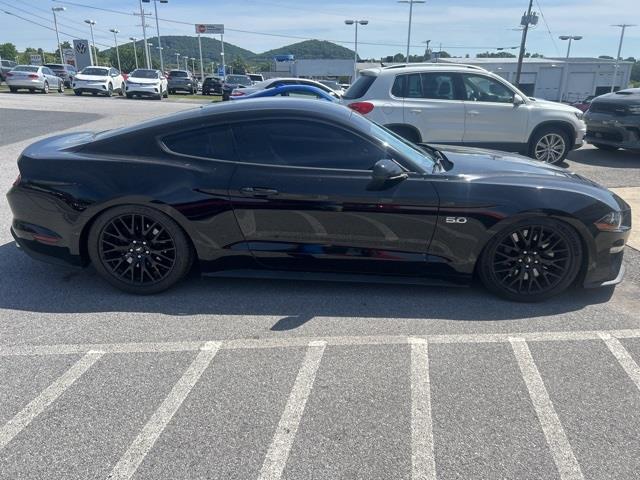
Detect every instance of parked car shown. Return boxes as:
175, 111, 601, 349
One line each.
202, 76, 223, 95
73, 66, 124, 97
5, 65, 64, 93
342, 63, 586, 164
43, 63, 77, 87
167, 70, 196, 94
125, 68, 168, 100
231, 77, 341, 99
247, 73, 264, 83
571, 95, 595, 112
319, 79, 345, 95
584, 88, 640, 151
222, 74, 253, 100
0, 59, 17, 83
8, 99, 630, 301
230, 84, 337, 102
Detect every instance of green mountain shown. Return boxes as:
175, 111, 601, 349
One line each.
256, 40, 355, 61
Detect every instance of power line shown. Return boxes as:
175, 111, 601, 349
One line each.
534, 0, 561, 56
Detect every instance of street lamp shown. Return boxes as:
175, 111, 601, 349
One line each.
344, 20, 368, 82
84, 20, 97, 66
397, 0, 425, 63
190, 57, 196, 73
147, 42, 154, 66
142, 0, 168, 72
129, 37, 139, 69
174, 52, 180, 69
183, 55, 188, 70
558, 35, 582, 102
109, 28, 121, 72
610, 24, 636, 92
52, 7, 66, 64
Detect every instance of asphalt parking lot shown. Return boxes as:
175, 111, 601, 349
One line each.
1, 93, 640, 480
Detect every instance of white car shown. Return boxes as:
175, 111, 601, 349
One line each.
5, 65, 64, 94
125, 69, 168, 100
230, 77, 341, 99
342, 63, 587, 164
72, 66, 124, 97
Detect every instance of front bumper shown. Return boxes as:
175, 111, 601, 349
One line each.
585, 113, 640, 149
126, 84, 162, 96
72, 81, 108, 93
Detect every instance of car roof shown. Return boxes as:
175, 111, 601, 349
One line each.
361, 63, 490, 76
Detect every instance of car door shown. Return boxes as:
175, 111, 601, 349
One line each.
42, 67, 58, 88
395, 72, 466, 143
461, 73, 530, 146
227, 118, 440, 275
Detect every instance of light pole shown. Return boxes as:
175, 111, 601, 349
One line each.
558, 35, 582, 102
190, 57, 196, 73
52, 7, 66, 64
142, 0, 168, 72
147, 42, 154, 67
344, 19, 368, 82
174, 52, 180, 69
397, 0, 425, 63
423, 39, 431, 60
611, 24, 636, 92
109, 28, 121, 71
183, 55, 188, 71
129, 37, 139, 69
220, 51, 225, 78
84, 19, 97, 65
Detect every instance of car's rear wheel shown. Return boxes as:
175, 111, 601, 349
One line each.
529, 128, 570, 164
88, 206, 193, 294
478, 218, 582, 302
592, 143, 619, 151
58, 81, 64, 93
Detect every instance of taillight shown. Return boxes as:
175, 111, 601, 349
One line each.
28, 74, 38, 79
13, 174, 21, 187
348, 102, 374, 115
231, 91, 245, 97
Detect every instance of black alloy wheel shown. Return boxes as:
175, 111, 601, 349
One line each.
88, 206, 193, 294
479, 219, 582, 301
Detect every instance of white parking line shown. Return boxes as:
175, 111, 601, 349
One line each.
509, 338, 584, 480
3, 329, 640, 357
258, 340, 327, 480
599, 333, 640, 392
409, 337, 436, 480
107, 341, 221, 480
0, 350, 104, 451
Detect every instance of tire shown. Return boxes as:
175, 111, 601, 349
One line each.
29, 88, 34, 93
9, 87, 16, 93
88, 205, 193, 295
592, 143, 619, 151
58, 81, 64, 93
42, 82, 49, 94
478, 218, 582, 302
529, 127, 570, 164
92, 92, 98, 96
126, 93, 133, 99
118, 87, 124, 97
106, 83, 113, 97
74, 90, 82, 96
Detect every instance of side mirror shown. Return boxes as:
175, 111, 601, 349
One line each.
513, 95, 525, 106
368, 159, 408, 190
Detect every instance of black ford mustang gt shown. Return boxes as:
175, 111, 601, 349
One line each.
7, 99, 631, 301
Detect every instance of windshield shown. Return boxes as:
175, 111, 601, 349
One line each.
44, 64, 65, 70
12, 66, 39, 72
80, 67, 109, 76
130, 69, 159, 79
226, 75, 252, 85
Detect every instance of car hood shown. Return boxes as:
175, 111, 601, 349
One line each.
432, 144, 595, 184
528, 98, 582, 114
75, 74, 109, 81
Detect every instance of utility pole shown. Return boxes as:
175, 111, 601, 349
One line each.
398, 0, 425, 63
136, 0, 151, 68
515, 0, 537, 87
611, 24, 636, 92
220, 34, 226, 78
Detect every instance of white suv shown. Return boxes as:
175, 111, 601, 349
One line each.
343, 64, 586, 164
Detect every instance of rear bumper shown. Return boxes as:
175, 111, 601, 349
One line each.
11, 226, 83, 268
5, 79, 44, 89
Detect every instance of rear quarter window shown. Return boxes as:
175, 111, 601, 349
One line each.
162, 126, 236, 161
343, 75, 377, 100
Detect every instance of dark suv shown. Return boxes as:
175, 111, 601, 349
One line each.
202, 76, 222, 95
167, 70, 196, 94
43, 63, 77, 87
1, 59, 17, 83
585, 88, 640, 151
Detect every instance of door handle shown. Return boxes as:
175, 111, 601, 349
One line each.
409, 109, 422, 114
240, 187, 279, 197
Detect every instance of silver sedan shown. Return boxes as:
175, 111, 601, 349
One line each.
5, 65, 64, 94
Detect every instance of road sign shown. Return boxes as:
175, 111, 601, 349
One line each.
195, 24, 224, 34
63, 48, 76, 67
29, 54, 42, 66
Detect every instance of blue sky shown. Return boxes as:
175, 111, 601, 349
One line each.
1, 0, 638, 59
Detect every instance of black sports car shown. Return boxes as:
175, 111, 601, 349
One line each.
7, 99, 631, 301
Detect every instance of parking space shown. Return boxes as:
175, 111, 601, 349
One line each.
1, 93, 640, 479
1, 332, 640, 479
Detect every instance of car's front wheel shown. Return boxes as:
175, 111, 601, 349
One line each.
529, 128, 570, 164
42, 81, 49, 94
106, 83, 113, 97
478, 218, 582, 302
88, 205, 193, 294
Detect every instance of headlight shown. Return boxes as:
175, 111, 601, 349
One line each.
574, 111, 584, 120
595, 211, 623, 232
628, 105, 640, 115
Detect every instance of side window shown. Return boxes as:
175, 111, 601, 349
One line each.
42, 67, 52, 76
233, 120, 385, 170
391, 75, 406, 97
463, 74, 515, 103
406, 74, 423, 98
420, 73, 456, 100
162, 125, 236, 160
